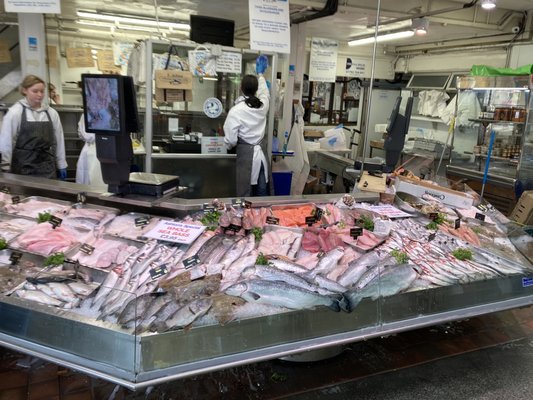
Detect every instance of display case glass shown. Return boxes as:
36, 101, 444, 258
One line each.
448, 76, 530, 187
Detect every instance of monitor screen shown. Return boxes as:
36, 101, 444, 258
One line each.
386, 96, 402, 134
82, 75, 121, 134
190, 15, 234, 46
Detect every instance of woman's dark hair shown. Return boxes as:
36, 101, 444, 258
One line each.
241, 75, 262, 109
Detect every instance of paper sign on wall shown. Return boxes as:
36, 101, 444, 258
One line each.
201, 137, 227, 154
5, 0, 60, 13
309, 38, 338, 82
0, 40, 12, 64
97, 50, 121, 73
66, 47, 94, 68
345, 57, 369, 78
46, 45, 58, 69
144, 220, 206, 245
249, 0, 290, 54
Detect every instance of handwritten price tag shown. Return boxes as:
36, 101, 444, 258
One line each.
144, 220, 206, 245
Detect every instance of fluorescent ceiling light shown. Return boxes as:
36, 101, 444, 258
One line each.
355, 19, 413, 36
348, 30, 415, 46
77, 10, 190, 30
481, 0, 496, 10
412, 18, 429, 35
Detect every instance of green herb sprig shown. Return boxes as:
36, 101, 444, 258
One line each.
0, 237, 7, 250
358, 215, 374, 231
452, 248, 473, 261
391, 249, 409, 264
44, 252, 65, 267
37, 212, 52, 224
426, 213, 446, 230
251, 227, 263, 242
199, 210, 221, 226
256, 253, 268, 265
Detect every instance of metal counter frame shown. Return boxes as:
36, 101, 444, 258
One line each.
0, 174, 532, 391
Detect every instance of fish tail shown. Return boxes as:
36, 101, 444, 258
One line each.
338, 294, 351, 313
327, 298, 341, 312
346, 291, 362, 310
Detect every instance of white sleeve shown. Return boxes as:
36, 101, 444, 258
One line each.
0, 104, 22, 169
77, 116, 95, 143
49, 109, 68, 169
257, 75, 270, 114
223, 109, 241, 150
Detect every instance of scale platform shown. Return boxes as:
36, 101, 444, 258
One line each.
127, 172, 179, 197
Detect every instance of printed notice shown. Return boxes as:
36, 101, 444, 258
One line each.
309, 38, 338, 82
145, 220, 206, 245
345, 57, 369, 78
201, 137, 227, 154
5, 0, 61, 13
249, 0, 290, 54
216, 52, 242, 74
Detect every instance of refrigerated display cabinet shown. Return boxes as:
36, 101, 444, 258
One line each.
0, 173, 531, 391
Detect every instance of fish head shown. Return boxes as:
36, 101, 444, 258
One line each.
225, 282, 248, 297
240, 266, 256, 279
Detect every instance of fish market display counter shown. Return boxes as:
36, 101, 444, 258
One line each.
0, 173, 532, 390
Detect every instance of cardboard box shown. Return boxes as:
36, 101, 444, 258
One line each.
155, 88, 192, 103
304, 130, 324, 138
155, 70, 193, 90
394, 176, 474, 209
510, 191, 533, 225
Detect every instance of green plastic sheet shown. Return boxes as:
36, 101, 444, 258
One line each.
471, 64, 533, 76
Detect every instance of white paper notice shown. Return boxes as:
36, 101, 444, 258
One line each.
249, 0, 290, 54
144, 220, 206, 245
309, 38, 338, 82
216, 52, 242, 74
5, 0, 60, 13
345, 57, 369, 78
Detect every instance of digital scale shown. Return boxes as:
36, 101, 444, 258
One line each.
127, 172, 180, 197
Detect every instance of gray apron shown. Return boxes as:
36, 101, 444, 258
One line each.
11, 104, 56, 178
235, 138, 255, 197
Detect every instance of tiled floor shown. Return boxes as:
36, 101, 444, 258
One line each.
2, 306, 533, 399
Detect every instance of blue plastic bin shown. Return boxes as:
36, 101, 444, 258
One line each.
272, 171, 293, 195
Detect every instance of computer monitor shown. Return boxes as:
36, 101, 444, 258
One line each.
81, 74, 138, 192
190, 15, 234, 46
383, 96, 413, 171
81, 74, 139, 135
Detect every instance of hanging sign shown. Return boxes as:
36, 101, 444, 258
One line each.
216, 52, 242, 74
5, 0, 60, 13
112, 41, 134, 66
97, 50, 121, 73
66, 47, 94, 68
309, 38, 338, 82
144, 220, 206, 245
188, 50, 217, 77
249, 0, 290, 54
345, 57, 369, 78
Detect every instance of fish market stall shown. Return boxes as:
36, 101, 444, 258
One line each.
0, 172, 532, 390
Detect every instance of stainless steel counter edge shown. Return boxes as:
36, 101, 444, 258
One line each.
446, 165, 516, 187
0, 173, 380, 214
152, 153, 236, 159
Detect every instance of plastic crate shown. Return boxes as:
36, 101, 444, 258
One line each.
510, 191, 533, 225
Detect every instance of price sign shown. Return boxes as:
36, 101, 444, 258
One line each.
183, 254, 201, 269
226, 223, 242, 232
149, 264, 169, 280
144, 220, 206, 245
313, 207, 324, 220
135, 216, 150, 227
202, 203, 216, 212
305, 216, 316, 226
244, 200, 253, 209
77, 192, 87, 204
428, 232, 436, 242
79, 243, 95, 255
0, 186, 10, 194
232, 198, 246, 207
9, 251, 23, 265
454, 218, 461, 229
12, 196, 20, 204
266, 216, 280, 225
474, 212, 486, 222
350, 227, 363, 238
317, 251, 326, 258
49, 215, 62, 229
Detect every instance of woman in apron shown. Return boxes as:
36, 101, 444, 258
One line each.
223, 56, 270, 197
0, 75, 67, 179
